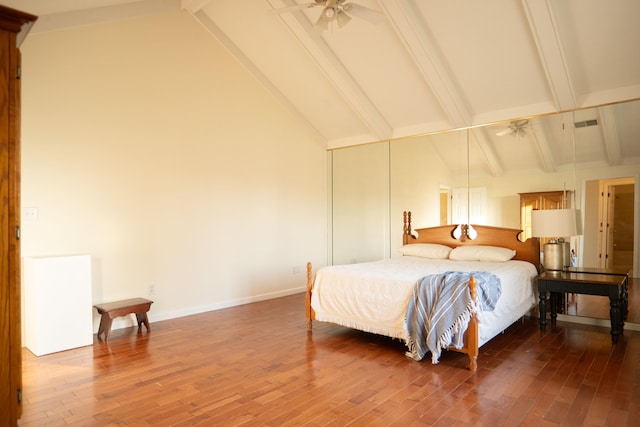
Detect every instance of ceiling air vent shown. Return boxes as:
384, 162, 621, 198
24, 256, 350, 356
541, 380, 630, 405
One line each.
574, 119, 598, 128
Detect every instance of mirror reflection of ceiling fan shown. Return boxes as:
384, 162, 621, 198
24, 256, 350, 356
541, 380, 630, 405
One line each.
273, 0, 384, 30
495, 119, 530, 138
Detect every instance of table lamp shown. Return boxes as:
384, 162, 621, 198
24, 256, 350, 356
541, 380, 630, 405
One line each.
531, 209, 578, 272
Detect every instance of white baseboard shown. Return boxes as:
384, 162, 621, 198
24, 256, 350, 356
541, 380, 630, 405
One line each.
102, 286, 306, 333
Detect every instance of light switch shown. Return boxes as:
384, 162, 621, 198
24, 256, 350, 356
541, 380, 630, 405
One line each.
24, 207, 38, 220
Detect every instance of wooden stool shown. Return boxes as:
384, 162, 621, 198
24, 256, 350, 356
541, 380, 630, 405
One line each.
94, 298, 153, 341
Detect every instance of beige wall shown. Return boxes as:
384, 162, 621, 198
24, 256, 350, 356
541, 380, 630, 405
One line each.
20, 10, 328, 332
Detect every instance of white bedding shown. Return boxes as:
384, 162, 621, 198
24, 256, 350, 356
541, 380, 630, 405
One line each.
310, 256, 538, 347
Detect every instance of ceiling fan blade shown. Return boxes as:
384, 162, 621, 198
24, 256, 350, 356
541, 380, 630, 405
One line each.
315, 12, 332, 30
344, 3, 385, 24
336, 10, 352, 28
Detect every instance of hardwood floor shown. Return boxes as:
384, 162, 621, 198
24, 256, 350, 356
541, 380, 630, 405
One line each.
19, 291, 640, 426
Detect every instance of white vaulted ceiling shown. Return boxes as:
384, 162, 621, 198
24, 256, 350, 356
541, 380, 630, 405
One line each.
8, 0, 640, 176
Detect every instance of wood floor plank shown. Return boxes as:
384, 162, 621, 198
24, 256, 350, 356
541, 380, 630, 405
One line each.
17, 291, 640, 426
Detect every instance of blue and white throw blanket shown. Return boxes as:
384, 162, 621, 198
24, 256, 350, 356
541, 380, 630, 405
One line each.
404, 271, 501, 364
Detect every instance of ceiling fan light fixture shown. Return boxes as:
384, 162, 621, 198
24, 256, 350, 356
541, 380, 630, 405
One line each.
275, 0, 383, 30
323, 6, 337, 19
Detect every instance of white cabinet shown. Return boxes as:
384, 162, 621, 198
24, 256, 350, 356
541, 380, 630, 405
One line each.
23, 255, 93, 356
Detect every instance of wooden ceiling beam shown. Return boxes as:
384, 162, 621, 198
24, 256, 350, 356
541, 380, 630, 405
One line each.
521, 0, 576, 112
598, 105, 622, 165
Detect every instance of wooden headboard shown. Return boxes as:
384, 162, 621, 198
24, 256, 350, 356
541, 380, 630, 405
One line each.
402, 211, 540, 271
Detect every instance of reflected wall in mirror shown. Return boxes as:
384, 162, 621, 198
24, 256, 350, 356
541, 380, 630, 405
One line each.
389, 130, 463, 253
331, 141, 390, 265
330, 99, 640, 279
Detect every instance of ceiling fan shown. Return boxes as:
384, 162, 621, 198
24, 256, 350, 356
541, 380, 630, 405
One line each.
273, 0, 383, 30
495, 119, 530, 138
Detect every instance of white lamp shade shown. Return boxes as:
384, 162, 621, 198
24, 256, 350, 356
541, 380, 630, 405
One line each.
531, 209, 578, 238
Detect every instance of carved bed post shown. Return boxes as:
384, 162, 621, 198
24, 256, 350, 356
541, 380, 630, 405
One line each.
403, 211, 412, 245
403, 211, 407, 244
306, 262, 314, 331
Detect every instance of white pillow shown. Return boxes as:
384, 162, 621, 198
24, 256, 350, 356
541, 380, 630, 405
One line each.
449, 245, 516, 262
398, 243, 452, 259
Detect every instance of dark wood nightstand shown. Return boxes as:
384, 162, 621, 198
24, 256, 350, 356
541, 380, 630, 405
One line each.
536, 271, 628, 343
566, 267, 630, 321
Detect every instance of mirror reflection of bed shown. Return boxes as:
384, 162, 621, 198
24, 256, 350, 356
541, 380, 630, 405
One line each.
330, 98, 638, 330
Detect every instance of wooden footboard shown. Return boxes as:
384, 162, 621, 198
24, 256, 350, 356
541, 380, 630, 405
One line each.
305, 262, 480, 371
447, 275, 479, 372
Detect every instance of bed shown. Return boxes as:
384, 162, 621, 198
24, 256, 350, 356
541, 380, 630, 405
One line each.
305, 211, 540, 371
